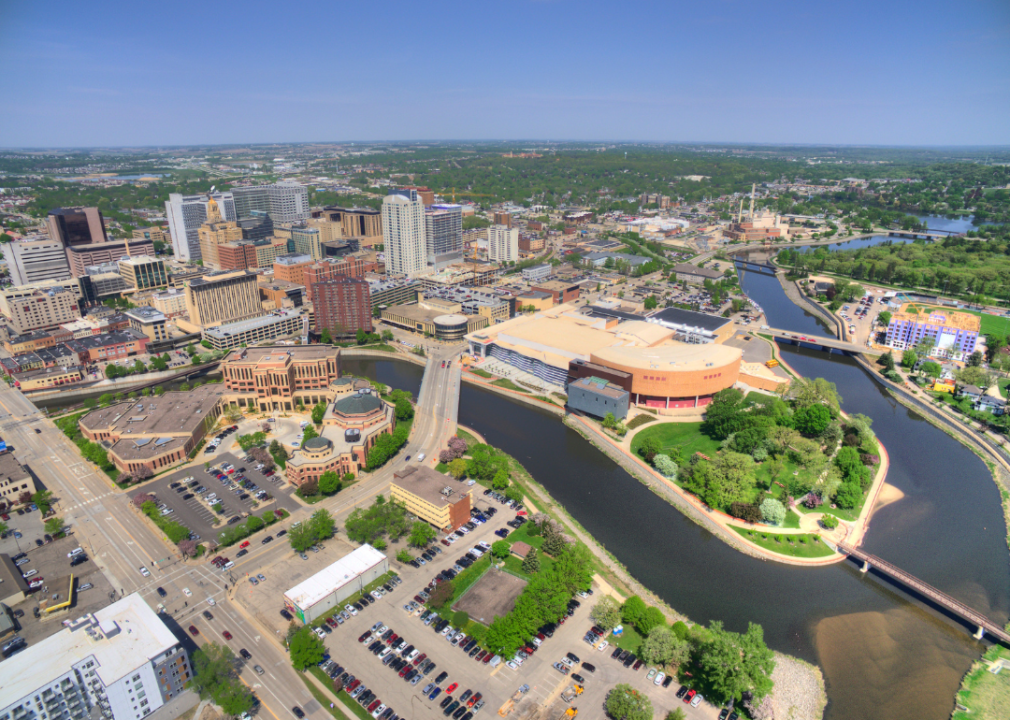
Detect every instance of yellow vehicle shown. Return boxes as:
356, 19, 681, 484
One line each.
559, 709, 578, 720
765, 359, 779, 368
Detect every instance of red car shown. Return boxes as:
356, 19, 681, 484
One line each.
398, 665, 410, 678
189, 625, 200, 636
684, 690, 696, 704
367, 701, 380, 713
413, 653, 427, 666
226, 468, 236, 474
239, 541, 251, 549
467, 693, 482, 708
222, 631, 233, 640
445, 683, 458, 694
358, 631, 371, 642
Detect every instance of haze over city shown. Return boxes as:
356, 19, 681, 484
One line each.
1, 0, 1009, 147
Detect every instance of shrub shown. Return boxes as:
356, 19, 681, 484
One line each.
729, 502, 762, 523
821, 515, 839, 530
653, 454, 678, 479
759, 498, 787, 526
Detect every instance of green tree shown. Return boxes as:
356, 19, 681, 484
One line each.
957, 365, 992, 387
694, 621, 776, 703
653, 454, 678, 479
878, 311, 892, 326
637, 436, 662, 463
789, 377, 841, 414
394, 397, 414, 421
32, 490, 54, 515
621, 596, 647, 626
590, 596, 621, 631
968, 350, 984, 367
491, 468, 510, 490
901, 349, 918, 369
640, 626, 691, 667
683, 452, 757, 510
644, 295, 658, 310
605, 684, 653, 720
320, 329, 333, 344
922, 361, 942, 380
409, 521, 436, 548
289, 523, 316, 552
289, 627, 325, 670
638, 606, 666, 635
318, 470, 342, 496
311, 401, 327, 424
602, 412, 617, 430
44, 516, 66, 535
448, 458, 468, 479
396, 549, 412, 563
701, 388, 747, 439
237, 432, 266, 451
759, 498, 787, 526
491, 540, 511, 559
521, 547, 540, 574
309, 509, 335, 541
666, 710, 686, 720
793, 404, 831, 437
880, 351, 895, 371
821, 515, 839, 530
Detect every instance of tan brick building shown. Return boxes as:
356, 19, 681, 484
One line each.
220, 345, 341, 411
0, 283, 82, 333
183, 269, 263, 329
391, 466, 472, 531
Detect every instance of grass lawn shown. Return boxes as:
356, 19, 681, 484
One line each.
435, 462, 449, 473
456, 428, 478, 444
337, 689, 374, 720
630, 422, 722, 463
794, 497, 862, 522
730, 527, 834, 558
612, 624, 644, 652
298, 671, 351, 720
492, 378, 530, 393
469, 368, 494, 379
625, 414, 656, 430
783, 509, 801, 529
999, 378, 1010, 399
953, 645, 1010, 720
360, 343, 398, 352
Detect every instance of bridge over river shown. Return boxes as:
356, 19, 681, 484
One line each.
837, 541, 1010, 644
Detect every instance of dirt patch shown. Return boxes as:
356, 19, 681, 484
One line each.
452, 567, 527, 625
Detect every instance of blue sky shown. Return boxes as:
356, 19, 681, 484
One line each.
1, 0, 1008, 147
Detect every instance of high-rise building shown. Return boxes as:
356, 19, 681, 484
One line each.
118, 256, 168, 291
493, 211, 512, 228
488, 224, 519, 263
383, 190, 426, 276
184, 270, 263, 329
320, 206, 382, 239
238, 210, 274, 242
303, 256, 379, 301
165, 192, 236, 262
66, 239, 154, 278
425, 204, 463, 270
313, 275, 372, 337
0, 594, 192, 720
273, 254, 315, 286
291, 227, 322, 260
231, 182, 310, 223
197, 197, 244, 269
0, 281, 83, 333
46, 207, 107, 247
2, 236, 73, 285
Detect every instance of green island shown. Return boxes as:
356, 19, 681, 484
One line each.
625, 378, 879, 555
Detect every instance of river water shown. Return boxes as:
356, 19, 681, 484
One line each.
343, 343, 1009, 720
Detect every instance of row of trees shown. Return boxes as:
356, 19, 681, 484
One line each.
344, 495, 409, 550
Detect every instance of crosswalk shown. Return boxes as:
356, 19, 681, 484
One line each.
61, 492, 116, 511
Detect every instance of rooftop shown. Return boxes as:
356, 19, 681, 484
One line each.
647, 307, 733, 333
392, 465, 471, 507
66, 329, 147, 351
283, 545, 387, 610
222, 345, 338, 365
79, 385, 225, 440
333, 391, 383, 416
673, 263, 723, 279
275, 254, 314, 266
203, 310, 302, 340
0, 594, 180, 708
891, 303, 982, 333
570, 376, 629, 400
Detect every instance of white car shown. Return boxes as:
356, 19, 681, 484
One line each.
654, 672, 666, 686
506, 660, 520, 670
597, 640, 609, 652
183, 587, 192, 597
139, 566, 151, 577
314, 627, 326, 639
345, 604, 358, 616
207, 597, 216, 606
691, 694, 704, 708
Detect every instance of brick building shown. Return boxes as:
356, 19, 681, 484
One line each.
219, 345, 340, 411
65, 329, 150, 363
391, 466, 472, 531
313, 276, 372, 337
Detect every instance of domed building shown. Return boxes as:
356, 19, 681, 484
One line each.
285, 386, 396, 489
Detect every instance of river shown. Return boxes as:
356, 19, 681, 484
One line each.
343, 343, 1009, 720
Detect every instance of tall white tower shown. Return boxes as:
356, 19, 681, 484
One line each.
382, 190, 426, 276
488, 224, 519, 263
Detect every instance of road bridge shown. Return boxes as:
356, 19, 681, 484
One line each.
837, 542, 1010, 644
887, 229, 963, 240
758, 326, 882, 355
734, 259, 778, 275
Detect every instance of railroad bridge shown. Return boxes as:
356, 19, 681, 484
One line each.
837, 541, 1010, 644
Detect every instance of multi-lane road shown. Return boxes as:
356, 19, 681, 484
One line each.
0, 346, 464, 720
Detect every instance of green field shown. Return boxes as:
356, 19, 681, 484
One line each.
625, 414, 656, 430
629, 422, 722, 462
492, 378, 530, 393
730, 527, 834, 558
953, 646, 1010, 720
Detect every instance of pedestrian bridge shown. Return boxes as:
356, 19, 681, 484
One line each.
836, 542, 1010, 644
734, 259, 778, 275
759, 327, 880, 356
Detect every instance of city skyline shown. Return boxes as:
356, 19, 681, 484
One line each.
0, 0, 1007, 148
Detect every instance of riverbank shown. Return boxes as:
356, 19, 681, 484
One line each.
457, 424, 828, 720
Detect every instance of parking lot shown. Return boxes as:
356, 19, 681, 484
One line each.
0, 505, 46, 557
139, 451, 300, 543
295, 498, 717, 720
5, 533, 117, 649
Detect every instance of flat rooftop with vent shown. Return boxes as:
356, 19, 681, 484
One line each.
390, 465, 472, 532
78, 385, 226, 474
